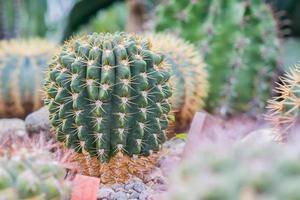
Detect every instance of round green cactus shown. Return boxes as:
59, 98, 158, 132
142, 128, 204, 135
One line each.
43, 32, 172, 164
267, 62, 300, 141
0, 39, 56, 118
0, 150, 70, 200
156, 0, 280, 116
166, 143, 300, 200
146, 33, 208, 131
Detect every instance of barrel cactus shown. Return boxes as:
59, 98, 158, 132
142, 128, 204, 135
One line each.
156, 0, 280, 116
0, 39, 56, 118
267, 62, 300, 141
0, 150, 70, 200
166, 143, 300, 200
43, 32, 172, 184
146, 33, 208, 131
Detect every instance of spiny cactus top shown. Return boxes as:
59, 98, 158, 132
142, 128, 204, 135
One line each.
0, 150, 70, 200
166, 143, 300, 200
156, 0, 280, 116
146, 33, 208, 131
267, 63, 300, 141
0, 39, 56, 118
43, 32, 172, 164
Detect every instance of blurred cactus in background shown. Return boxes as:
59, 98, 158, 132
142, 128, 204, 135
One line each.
0, 39, 56, 118
146, 33, 208, 131
267, 62, 300, 141
156, 0, 280, 116
166, 143, 300, 200
43, 32, 172, 184
78, 2, 128, 35
0, 150, 70, 200
0, 0, 48, 39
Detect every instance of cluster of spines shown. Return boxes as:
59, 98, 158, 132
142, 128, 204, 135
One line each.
146, 33, 208, 131
156, 0, 280, 115
43, 32, 172, 163
166, 143, 300, 200
0, 150, 69, 199
267, 63, 300, 141
0, 39, 56, 118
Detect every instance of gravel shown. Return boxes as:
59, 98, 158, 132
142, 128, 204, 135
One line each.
97, 187, 115, 199
97, 138, 186, 200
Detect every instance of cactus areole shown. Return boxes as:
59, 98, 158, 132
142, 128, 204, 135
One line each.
43, 33, 172, 168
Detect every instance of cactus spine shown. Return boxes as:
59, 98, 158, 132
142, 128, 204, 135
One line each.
0, 150, 70, 200
156, 0, 280, 116
166, 143, 300, 200
146, 33, 208, 131
0, 39, 56, 118
267, 62, 300, 141
43, 32, 172, 184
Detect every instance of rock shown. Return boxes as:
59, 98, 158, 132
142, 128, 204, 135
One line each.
132, 181, 145, 193
112, 183, 124, 192
25, 107, 51, 134
97, 187, 115, 199
0, 118, 26, 137
124, 182, 134, 191
145, 168, 164, 184
138, 190, 151, 200
128, 189, 139, 199
241, 128, 275, 144
114, 191, 127, 200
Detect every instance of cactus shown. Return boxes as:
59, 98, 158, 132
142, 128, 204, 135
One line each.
0, 150, 70, 200
156, 0, 280, 116
267, 62, 300, 141
146, 33, 208, 131
43, 32, 172, 184
0, 39, 56, 118
166, 143, 300, 200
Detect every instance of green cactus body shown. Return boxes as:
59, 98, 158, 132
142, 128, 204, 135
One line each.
146, 33, 208, 131
156, 0, 280, 116
267, 63, 300, 141
166, 143, 300, 200
43, 32, 172, 183
0, 39, 56, 118
0, 151, 70, 200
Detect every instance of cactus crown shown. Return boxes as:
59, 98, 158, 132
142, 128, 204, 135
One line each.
0, 39, 56, 118
0, 150, 70, 199
267, 62, 300, 141
43, 32, 172, 163
156, 0, 279, 116
167, 143, 300, 200
146, 33, 208, 131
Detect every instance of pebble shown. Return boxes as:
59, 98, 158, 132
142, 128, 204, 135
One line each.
139, 190, 151, 200
128, 190, 139, 199
0, 118, 26, 138
133, 182, 145, 193
25, 106, 51, 134
114, 191, 127, 200
97, 187, 115, 199
112, 183, 124, 192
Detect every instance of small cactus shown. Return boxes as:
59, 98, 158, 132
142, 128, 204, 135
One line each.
0, 39, 56, 118
166, 143, 300, 200
146, 33, 208, 131
43, 32, 172, 184
156, 0, 280, 116
0, 150, 70, 200
267, 62, 300, 141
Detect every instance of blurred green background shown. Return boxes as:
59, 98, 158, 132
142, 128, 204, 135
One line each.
0, 0, 299, 67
